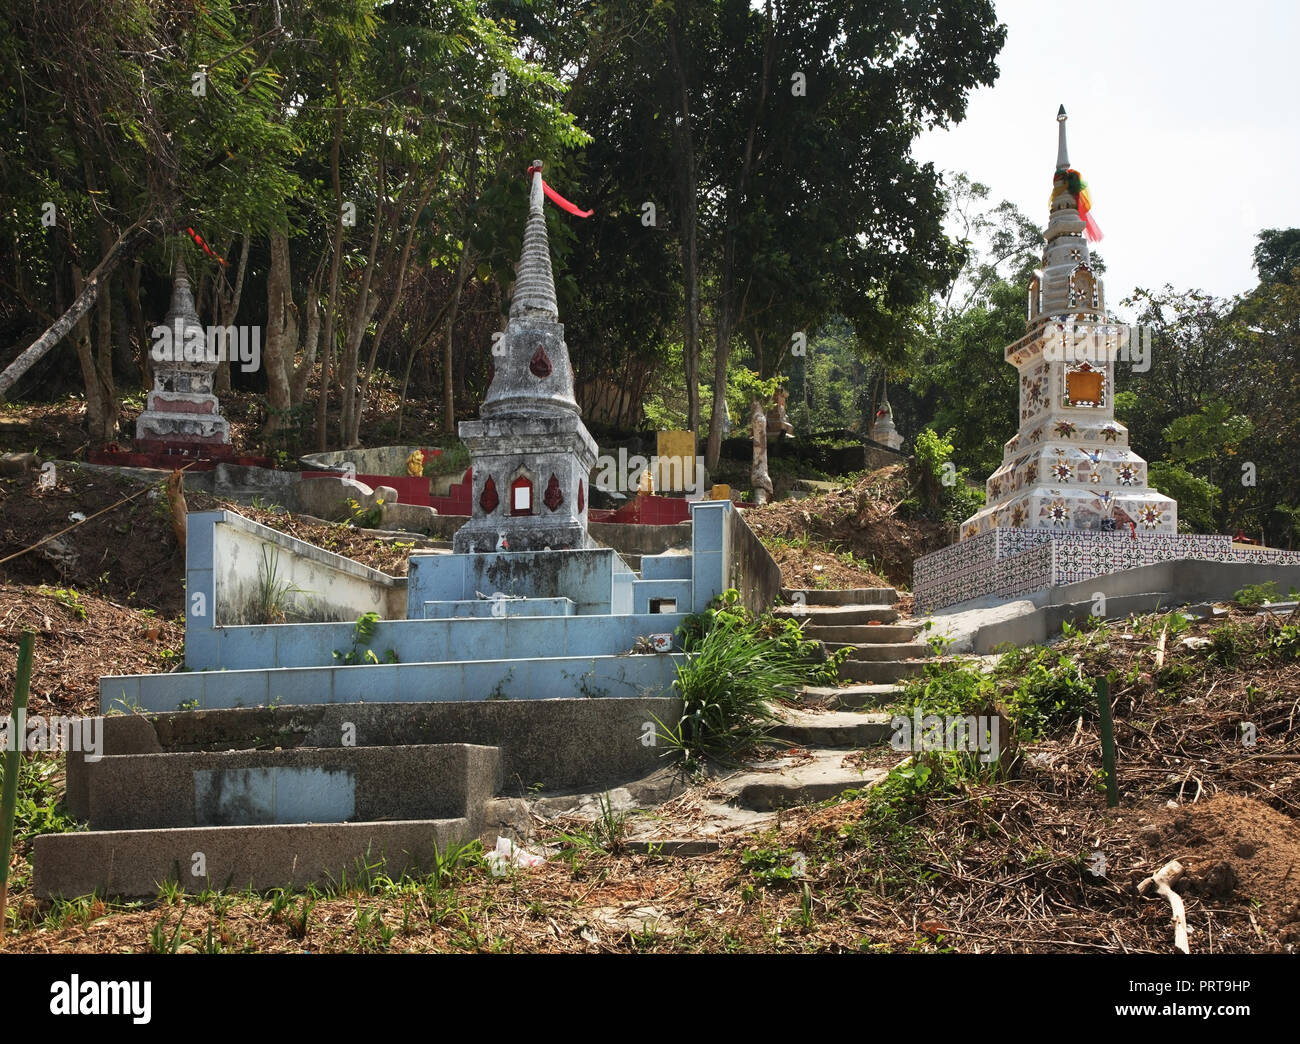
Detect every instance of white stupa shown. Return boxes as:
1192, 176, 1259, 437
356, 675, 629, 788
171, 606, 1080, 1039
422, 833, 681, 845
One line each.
957, 106, 1176, 540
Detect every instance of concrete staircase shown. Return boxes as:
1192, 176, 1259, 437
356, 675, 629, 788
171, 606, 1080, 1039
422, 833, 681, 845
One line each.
775, 586, 933, 685
663, 587, 925, 819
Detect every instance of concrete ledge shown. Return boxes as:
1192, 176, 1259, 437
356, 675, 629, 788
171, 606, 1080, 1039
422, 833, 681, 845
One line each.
421, 597, 574, 619
87, 743, 501, 830
102, 652, 685, 712
962, 560, 1300, 654
32, 818, 471, 898
179, 611, 688, 672
68, 697, 685, 819
782, 588, 898, 606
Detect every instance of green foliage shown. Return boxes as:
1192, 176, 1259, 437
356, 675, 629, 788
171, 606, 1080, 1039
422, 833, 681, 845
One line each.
903, 428, 985, 525
905, 177, 1040, 475
660, 590, 845, 765
1148, 461, 1220, 533
421, 442, 469, 479
1119, 275, 1300, 543
995, 649, 1094, 740
1254, 227, 1300, 285
346, 497, 384, 529
1207, 621, 1257, 667
555, 793, 630, 854
741, 845, 802, 889
11, 755, 81, 846
904, 643, 1093, 743
333, 611, 398, 666
39, 586, 87, 621
1233, 581, 1280, 608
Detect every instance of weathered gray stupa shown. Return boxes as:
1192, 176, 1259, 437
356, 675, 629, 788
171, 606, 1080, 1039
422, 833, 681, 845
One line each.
452, 161, 599, 554
136, 257, 231, 449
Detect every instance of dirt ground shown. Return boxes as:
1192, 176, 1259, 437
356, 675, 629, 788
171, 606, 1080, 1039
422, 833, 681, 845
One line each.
744, 465, 949, 591
0, 462, 415, 719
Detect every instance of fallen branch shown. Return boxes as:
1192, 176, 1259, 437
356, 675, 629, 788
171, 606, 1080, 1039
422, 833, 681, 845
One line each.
1138, 859, 1190, 954
0, 217, 159, 398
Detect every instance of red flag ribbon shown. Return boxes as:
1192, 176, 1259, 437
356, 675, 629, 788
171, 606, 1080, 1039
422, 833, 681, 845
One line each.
186, 226, 229, 266
527, 165, 593, 218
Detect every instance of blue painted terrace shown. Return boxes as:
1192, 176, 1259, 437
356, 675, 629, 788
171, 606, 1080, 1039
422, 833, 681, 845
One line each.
100, 500, 735, 713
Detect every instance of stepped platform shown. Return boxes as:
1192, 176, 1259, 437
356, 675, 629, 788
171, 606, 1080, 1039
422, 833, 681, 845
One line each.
35, 500, 756, 897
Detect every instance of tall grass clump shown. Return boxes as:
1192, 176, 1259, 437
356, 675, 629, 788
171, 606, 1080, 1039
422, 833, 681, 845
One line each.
658, 590, 847, 765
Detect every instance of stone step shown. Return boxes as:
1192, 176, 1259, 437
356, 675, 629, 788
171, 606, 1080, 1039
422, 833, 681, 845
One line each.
770, 709, 894, 749
86, 743, 500, 830
823, 641, 934, 662
801, 623, 920, 643
799, 683, 904, 710
773, 604, 900, 625
33, 818, 471, 898
837, 658, 927, 684
782, 587, 898, 606
725, 750, 897, 811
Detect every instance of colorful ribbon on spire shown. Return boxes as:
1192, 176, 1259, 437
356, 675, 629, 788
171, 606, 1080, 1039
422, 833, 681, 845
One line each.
527, 164, 593, 218
1063, 169, 1103, 242
186, 226, 229, 266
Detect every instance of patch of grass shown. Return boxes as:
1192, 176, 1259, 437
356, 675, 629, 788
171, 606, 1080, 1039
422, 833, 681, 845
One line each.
658, 590, 847, 765
1233, 581, 1280, 608
12, 754, 81, 847
1207, 620, 1259, 667
556, 793, 631, 854
253, 544, 306, 624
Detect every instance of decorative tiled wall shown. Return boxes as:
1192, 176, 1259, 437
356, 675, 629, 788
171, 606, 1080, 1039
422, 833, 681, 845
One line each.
914, 528, 1300, 612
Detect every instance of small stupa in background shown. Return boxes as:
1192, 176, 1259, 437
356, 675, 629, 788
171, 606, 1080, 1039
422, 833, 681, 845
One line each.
135, 256, 231, 451
868, 388, 903, 450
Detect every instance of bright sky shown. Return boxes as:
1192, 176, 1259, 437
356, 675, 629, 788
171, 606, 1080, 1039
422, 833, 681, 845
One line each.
911, 0, 1300, 319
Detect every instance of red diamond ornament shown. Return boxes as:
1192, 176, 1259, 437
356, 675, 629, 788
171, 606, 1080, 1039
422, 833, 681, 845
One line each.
529, 344, 552, 378
479, 476, 499, 514
543, 473, 564, 511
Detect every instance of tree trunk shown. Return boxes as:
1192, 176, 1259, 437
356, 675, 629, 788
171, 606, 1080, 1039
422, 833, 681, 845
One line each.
290, 262, 324, 407
214, 235, 250, 396
70, 263, 116, 445
0, 218, 153, 398
125, 260, 151, 390
441, 245, 475, 436
704, 14, 774, 472
750, 396, 772, 505
350, 171, 439, 447
337, 152, 386, 448
315, 70, 346, 452
667, 18, 701, 438
262, 229, 298, 438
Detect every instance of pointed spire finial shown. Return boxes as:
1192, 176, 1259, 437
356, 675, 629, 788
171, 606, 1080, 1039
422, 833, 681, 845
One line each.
1056, 105, 1070, 171
510, 159, 559, 321
528, 159, 545, 214
167, 253, 199, 323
